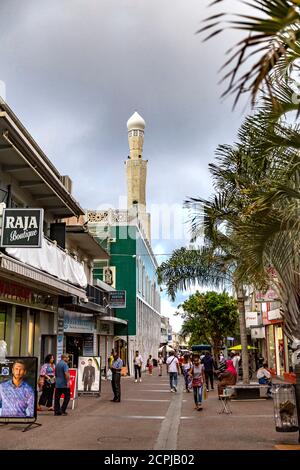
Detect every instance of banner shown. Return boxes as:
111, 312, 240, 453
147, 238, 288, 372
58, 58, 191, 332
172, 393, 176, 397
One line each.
77, 357, 101, 393
69, 369, 77, 400
0, 357, 37, 421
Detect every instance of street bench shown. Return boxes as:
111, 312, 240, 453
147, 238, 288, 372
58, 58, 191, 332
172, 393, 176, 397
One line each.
226, 383, 269, 400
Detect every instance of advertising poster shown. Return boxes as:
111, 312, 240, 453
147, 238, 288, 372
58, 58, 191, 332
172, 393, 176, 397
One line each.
78, 357, 101, 393
69, 369, 78, 400
0, 357, 37, 421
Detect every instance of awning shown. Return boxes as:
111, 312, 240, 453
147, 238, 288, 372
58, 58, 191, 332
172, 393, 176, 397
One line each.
66, 225, 109, 260
100, 316, 128, 325
0, 253, 86, 298
94, 279, 116, 292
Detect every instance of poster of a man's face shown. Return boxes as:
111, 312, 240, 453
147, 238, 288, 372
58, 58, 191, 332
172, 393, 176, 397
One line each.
0, 357, 37, 420
78, 357, 100, 393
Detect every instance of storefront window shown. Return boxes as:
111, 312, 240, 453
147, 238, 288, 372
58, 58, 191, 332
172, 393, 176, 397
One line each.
277, 326, 285, 375
0, 305, 7, 340
12, 307, 27, 356
28, 311, 36, 356
12, 308, 22, 355
267, 325, 276, 370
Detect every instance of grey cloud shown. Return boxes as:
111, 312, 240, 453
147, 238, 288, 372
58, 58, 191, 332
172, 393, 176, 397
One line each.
0, 0, 250, 228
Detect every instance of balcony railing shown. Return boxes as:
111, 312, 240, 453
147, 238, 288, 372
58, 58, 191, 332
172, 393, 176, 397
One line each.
86, 284, 106, 306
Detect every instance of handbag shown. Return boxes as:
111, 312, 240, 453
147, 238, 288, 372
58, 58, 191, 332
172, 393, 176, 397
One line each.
192, 377, 203, 387
107, 369, 112, 381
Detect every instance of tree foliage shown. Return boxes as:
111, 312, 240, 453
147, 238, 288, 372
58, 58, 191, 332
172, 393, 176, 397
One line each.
198, 0, 300, 108
179, 291, 239, 357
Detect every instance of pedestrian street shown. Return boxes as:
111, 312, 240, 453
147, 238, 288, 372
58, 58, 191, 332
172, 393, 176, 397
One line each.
0, 370, 297, 450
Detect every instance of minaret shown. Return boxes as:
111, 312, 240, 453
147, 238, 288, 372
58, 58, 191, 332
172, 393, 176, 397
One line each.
126, 111, 150, 240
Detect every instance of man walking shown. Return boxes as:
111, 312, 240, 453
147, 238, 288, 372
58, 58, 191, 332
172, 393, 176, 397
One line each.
82, 358, 95, 391
54, 354, 70, 416
201, 351, 215, 391
133, 351, 143, 383
166, 351, 180, 392
110, 351, 123, 402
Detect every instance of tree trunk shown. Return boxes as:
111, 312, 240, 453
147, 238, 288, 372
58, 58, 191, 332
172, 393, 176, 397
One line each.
236, 285, 250, 384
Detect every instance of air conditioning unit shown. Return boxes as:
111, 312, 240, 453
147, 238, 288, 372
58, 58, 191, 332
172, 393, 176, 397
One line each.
60, 175, 73, 194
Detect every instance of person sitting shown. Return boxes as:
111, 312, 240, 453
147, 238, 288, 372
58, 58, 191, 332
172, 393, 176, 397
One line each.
217, 360, 237, 396
257, 362, 272, 397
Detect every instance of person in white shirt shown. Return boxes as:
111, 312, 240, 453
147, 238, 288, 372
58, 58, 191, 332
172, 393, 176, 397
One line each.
158, 355, 163, 376
231, 352, 240, 377
166, 351, 180, 392
257, 362, 272, 396
133, 351, 143, 383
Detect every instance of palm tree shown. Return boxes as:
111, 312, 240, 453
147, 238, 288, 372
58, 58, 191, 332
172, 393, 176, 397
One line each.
158, 97, 300, 381
199, 0, 300, 107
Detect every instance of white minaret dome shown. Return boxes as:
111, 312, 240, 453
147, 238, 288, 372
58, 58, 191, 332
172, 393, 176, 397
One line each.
127, 111, 145, 131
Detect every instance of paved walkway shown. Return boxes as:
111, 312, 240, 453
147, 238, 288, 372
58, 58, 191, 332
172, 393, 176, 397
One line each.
0, 369, 298, 450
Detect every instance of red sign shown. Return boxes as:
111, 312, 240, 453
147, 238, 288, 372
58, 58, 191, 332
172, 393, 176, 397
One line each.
69, 369, 77, 400
0, 279, 31, 301
61, 368, 77, 400
255, 288, 279, 302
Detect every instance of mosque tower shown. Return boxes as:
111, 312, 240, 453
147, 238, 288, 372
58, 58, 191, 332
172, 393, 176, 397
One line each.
125, 111, 151, 240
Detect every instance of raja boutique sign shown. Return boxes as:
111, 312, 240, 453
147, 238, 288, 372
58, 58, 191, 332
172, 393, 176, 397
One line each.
1, 208, 43, 248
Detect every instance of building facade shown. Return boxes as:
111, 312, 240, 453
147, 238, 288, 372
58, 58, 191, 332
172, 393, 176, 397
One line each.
0, 100, 125, 374
87, 112, 161, 372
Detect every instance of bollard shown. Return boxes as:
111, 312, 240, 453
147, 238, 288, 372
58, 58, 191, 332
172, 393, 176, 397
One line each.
294, 364, 300, 443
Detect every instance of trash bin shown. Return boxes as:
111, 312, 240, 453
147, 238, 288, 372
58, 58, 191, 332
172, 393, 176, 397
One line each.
272, 384, 299, 432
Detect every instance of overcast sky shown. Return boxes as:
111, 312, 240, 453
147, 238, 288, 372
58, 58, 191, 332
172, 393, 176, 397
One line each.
0, 0, 250, 332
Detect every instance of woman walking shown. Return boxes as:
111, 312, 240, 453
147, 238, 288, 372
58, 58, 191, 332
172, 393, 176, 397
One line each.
189, 354, 205, 410
182, 354, 192, 392
147, 355, 153, 375
37, 354, 56, 411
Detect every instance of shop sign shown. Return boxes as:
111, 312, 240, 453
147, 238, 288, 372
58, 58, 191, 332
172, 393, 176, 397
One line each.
78, 356, 101, 394
56, 335, 64, 362
83, 334, 94, 356
63, 311, 94, 333
246, 311, 258, 328
255, 288, 279, 302
251, 327, 266, 339
268, 308, 282, 321
103, 266, 116, 288
108, 290, 126, 308
57, 309, 64, 336
100, 322, 113, 335
0, 357, 38, 422
1, 208, 43, 248
0, 278, 57, 311
61, 369, 77, 403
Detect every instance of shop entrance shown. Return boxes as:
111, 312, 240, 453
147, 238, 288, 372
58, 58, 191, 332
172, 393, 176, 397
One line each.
66, 334, 83, 368
65, 333, 94, 368
41, 335, 57, 363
